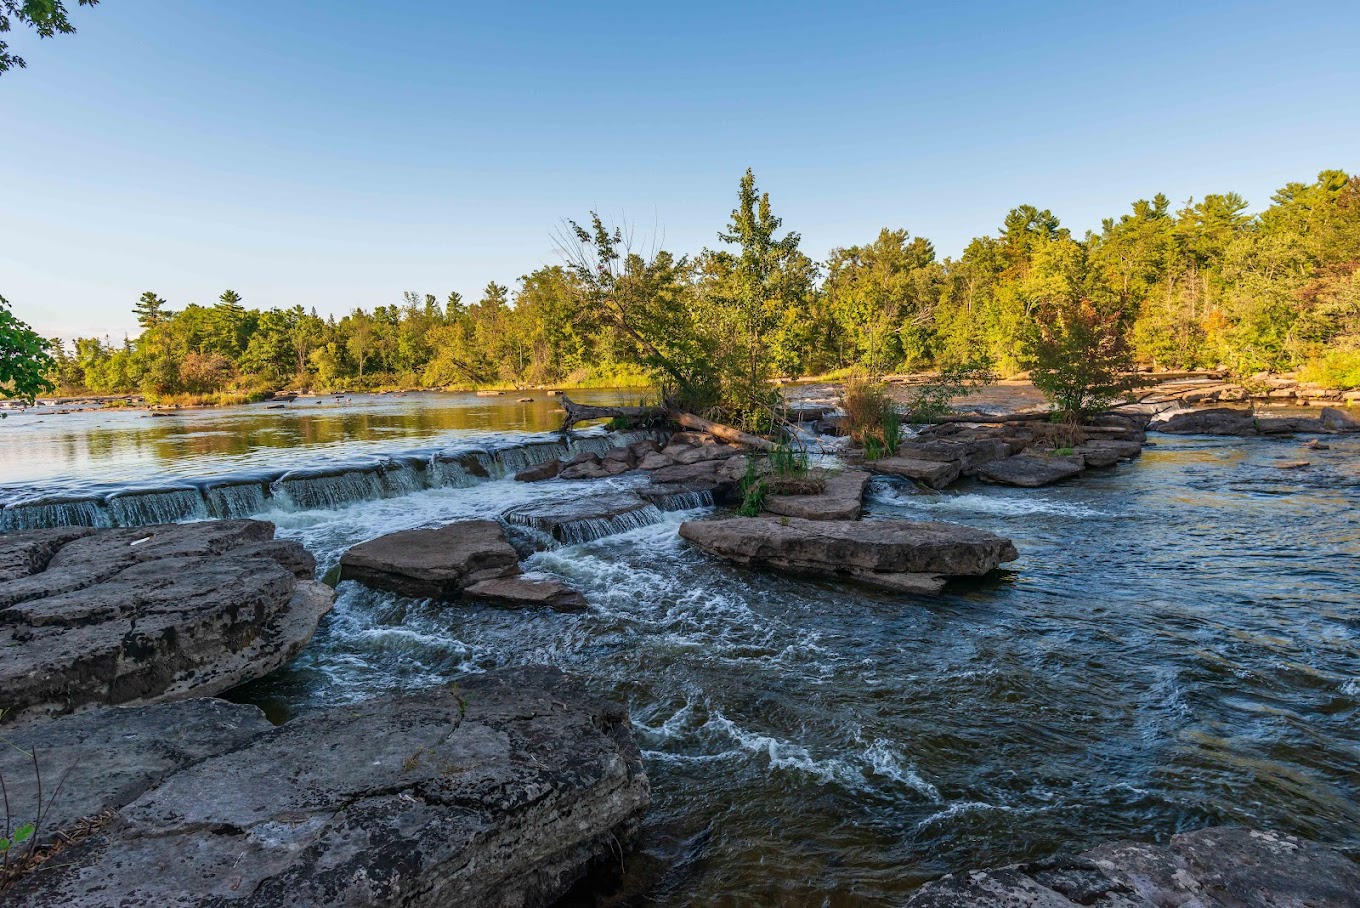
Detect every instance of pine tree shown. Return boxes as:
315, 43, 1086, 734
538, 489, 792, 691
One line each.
133, 291, 172, 329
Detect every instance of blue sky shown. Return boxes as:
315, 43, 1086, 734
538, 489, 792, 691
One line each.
2, 0, 1357, 340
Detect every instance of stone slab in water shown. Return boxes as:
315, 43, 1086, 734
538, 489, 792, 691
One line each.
868, 455, 962, 489
904, 826, 1360, 907
339, 519, 520, 599
1320, 405, 1360, 431
977, 454, 1084, 487
464, 573, 588, 611
679, 516, 1018, 593
514, 458, 562, 482
765, 470, 870, 521
503, 491, 660, 543
0, 520, 333, 725
7, 666, 651, 908
1075, 439, 1144, 468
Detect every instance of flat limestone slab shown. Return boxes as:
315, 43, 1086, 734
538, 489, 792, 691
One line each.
464, 574, 588, 611
976, 454, 1084, 487
905, 826, 1360, 907
765, 470, 870, 521
679, 516, 1018, 594
339, 519, 520, 599
8, 666, 651, 908
0, 521, 333, 725
867, 456, 962, 489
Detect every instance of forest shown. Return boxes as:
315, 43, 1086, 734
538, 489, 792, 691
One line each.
37, 167, 1360, 408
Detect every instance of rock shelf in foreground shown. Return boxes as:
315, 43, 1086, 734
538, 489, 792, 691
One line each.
6, 666, 651, 908
905, 826, 1360, 907
679, 516, 1018, 594
0, 520, 333, 725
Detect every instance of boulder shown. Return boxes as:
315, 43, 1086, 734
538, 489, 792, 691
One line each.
339, 520, 520, 599
0, 521, 333, 725
560, 454, 611, 480
7, 666, 651, 908
650, 460, 726, 484
1153, 406, 1259, 436
679, 516, 1018, 594
514, 459, 562, 482
1074, 439, 1143, 468
637, 451, 676, 470
504, 492, 660, 544
602, 446, 638, 468
669, 443, 743, 465
977, 454, 1084, 487
867, 456, 962, 489
904, 826, 1360, 908
464, 574, 589, 612
1320, 406, 1360, 431
765, 470, 870, 521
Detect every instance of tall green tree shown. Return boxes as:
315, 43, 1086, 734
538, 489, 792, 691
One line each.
0, 0, 99, 75
0, 295, 54, 402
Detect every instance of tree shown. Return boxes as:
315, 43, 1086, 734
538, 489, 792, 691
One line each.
1025, 299, 1136, 418
0, 0, 99, 74
133, 291, 173, 330
0, 295, 54, 402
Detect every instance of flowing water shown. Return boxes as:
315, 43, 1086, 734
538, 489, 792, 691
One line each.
3, 392, 1359, 905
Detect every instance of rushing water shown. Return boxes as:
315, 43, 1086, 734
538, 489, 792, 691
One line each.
3, 393, 1359, 904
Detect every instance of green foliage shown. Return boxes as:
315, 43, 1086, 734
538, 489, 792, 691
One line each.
0, 0, 98, 75
768, 443, 809, 479
0, 295, 54, 403
1024, 299, 1137, 417
904, 360, 996, 423
840, 375, 902, 459
737, 457, 766, 517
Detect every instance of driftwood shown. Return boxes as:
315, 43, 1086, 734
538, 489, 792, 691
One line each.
559, 395, 778, 451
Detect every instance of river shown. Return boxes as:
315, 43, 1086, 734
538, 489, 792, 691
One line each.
2, 391, 1358, 905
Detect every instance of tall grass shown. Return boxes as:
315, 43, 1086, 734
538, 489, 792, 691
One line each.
840, 376, 902, 460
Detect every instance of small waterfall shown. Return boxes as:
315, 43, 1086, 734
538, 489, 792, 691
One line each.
643, 488, 715, 511
429, 450, 495, 487
503, 496, 666, 545
380, 460, 427, 496
1, 498, 109, 532
106, 489, 208, 527
203, 481, 270, 519
552, 504, 666, 544
491, 441, 570, 476
271, 468, 386, 511
566, 436, 621, 458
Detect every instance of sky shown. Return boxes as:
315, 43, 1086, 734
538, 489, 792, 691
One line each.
2, 1, 1357, 341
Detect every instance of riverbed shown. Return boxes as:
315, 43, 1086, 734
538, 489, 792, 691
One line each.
2, 391, 1357, 904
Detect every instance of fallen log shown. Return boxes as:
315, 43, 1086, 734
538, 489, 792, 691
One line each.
673, 411, 778, 451
559, 395, 668, 432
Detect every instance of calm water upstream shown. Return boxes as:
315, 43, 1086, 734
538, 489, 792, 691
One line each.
3, 392, 1358, 905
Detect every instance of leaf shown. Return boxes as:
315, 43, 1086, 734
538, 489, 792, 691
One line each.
14, 823, 34, 844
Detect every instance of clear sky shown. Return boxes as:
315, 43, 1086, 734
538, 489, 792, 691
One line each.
2, 0, 1357, 341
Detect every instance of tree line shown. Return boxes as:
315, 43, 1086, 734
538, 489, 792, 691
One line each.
29, 167, 1360, 413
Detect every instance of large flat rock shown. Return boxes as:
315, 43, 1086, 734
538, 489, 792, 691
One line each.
977, 454, 1084, 487
765, 470, 870, 521
905, 826, 1360, 907
0, 520, 333, 725
464, 573, 588, 611
679, 516, 1018, 594
867, 456, 962, 489
339, 519, 520, 599
8, 666, 651, 908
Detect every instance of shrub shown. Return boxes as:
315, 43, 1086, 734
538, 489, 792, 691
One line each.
1025, 299, 1136, 418
840, 376, 901, 460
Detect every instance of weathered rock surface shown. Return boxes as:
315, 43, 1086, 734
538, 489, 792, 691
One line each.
679, 516, 1018, 594
514, 458, 562, 482
0, 520, 333, 725
1152, 406, 1335, 436
650, 459, 728, 484
765, 470, 870, 521
8, 666, 651, 908
1073, 439, 1144, 468
339, 520, 520, 599
464, 573, 589, 611
504, 491, 660, 544
905, 826, 1360, 908
977, 454, 1085, 487
867, 455, 962, 489
1320, 405, 1360, 431
0, 698, 272, 846
0, 525, 95, 582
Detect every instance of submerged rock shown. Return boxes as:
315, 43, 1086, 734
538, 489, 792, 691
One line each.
976, 454, 1084, 487
339, 520, 520, 599
0, 520, 333, 725
678, 516, 1018, 594
464, 573, 589, 611
765, 470, 870, 521
905, 826, 1360, 908
7, 666, 651, 908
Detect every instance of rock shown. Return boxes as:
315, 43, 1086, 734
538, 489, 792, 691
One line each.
669, 443, 743, 465
896, 438, 1011, 474
1153, 406, 1259, 436
0, 698, 273, 848
628, 438, 663, 458
514, 459, 562, 482
464, 573, 588, 611
602, 446, 638, 468
559, 454, 608, 480
977, 454, 1084, 487
765, 470, 870, 521
0, 521, 333, 725
637, 451, 676, 470
679, 516, 1018, 594
670, 430, 714, 446
1074, 439, 1143, 468
1320, 406, 1360, 431
339, 520, 520, 599
650, 460, 726, 484
8, 666, 651, 908
1257, 415, 1324, 434
868, 455, 962, 489
1303, 438, 1329, 450
1277, 460, 1311, 469
637, 481, 720, 509
504, 492, 660, 544
905, 826, 1360, 908
816, 414, 848, 436
0, 525, 95, 582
